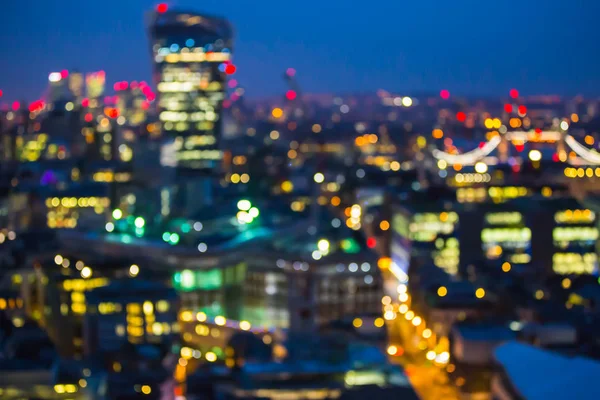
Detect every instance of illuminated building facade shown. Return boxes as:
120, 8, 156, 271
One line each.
148, 8, 233, 171
392, 206, 460, 276
84, 280, 179, 355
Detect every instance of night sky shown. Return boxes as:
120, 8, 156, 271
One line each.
2, 0, 600, 102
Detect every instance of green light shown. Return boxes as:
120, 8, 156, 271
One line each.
105, 222, 115, 232
237, 199, 251, 211
249, 207, 260, 218
134, 217, 145, 228
181, 223, 191, 233
135, 227, 144, 237
341, 238, 361, 254
170, 233, 180, 244
112, 209, 123, 220
162, 232, 171, 242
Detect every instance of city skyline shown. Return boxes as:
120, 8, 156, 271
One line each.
2, 0, 600, 102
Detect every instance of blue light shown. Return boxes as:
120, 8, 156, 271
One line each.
170, 44, 179, 52
439, 170, 448, 178
218, 63, 227, 72
186, 39, 195, 47
204, 44, 213, 51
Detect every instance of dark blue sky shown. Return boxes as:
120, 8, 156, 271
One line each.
2, 0, 600, 102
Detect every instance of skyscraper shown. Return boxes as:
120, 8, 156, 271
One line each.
148, 5, 234, 173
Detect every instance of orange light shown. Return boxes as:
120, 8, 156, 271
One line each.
271, 108, 283, 118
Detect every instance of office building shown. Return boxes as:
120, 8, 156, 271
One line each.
147, 6, 233, 172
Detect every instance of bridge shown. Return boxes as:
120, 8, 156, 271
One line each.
430, 130, 600, 166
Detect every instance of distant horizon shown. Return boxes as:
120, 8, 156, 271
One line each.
2, 0, 600, 102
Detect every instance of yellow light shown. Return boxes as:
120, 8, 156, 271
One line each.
79, 379, 87, 388
502, 262, 511, 272
484, 118, 494, 129
54, 255, 63, 265
141, 385, 151, 394
571, 113, 579, 123
129, 264, 139, 277
475, 288, 485, 299
312, 124, 322, 133
313, 172, 325, 183
412, 316, 422, 326
196, 311, 207, 322
422, 328, 432, 339
281, 180, 293, 193
113, 362, 122, 372
381, 295, 391, 305
535, 290, 544, 300
399, 304, 408, 314
231, 173, 240, 184
426, 351, 436, 361
380, 220, 390, 231
398, 292, 409, 302
416, 136, 426, 149
405, 310, 414, 320
402, 96, 412, 107
317, 239, 330, 252
181, 347, 193, 359
215, 316, 226, 326
143, 301, 154, 315
271, 107, 283, 118
474, 162, 488, 174
562, 278, 571, 289
437, 159, 447, 170
374, 317, 384, 328
528, 149, 542, 162
437, 286, 448, 297
378, 257, 391, 269
240, 320, 251, 331
180, 310, 193, 322
54, 385, 65, 394
269, 130, 280, 140
387, 345, 398, 355
352, 318, 363, 328
205, 352, 217, 362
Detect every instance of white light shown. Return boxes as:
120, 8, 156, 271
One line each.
237, 199, 251, 211
312, 250, 322, 260
356, 169, 365, 178
340, 104, 350, 113
402, 97, 413, 107
317, 239, 330, 252
65, 102, 74, 111
129, 264, 139, 277
48, 72, 62, 82
105, 222, 114, 232
314, 173, 325, 183
474, 162, 488, 174
193, 222, 203, 231
560, 121, 569, 131
81, 267, 92, 278
528, 149, 542, 162
198, 243, 207, 253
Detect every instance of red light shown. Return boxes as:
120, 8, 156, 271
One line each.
141, 100, 150, 110
113, 83, 120, 91
440, 89, 450, 100
286, 90, 297, 101
98, 71, 106, 78
84, 113, 93, 122
228, 79, 238, 88
509, 89, 519, 99
515, 144, 524, 152
367, 237, 377, 249
518, 105, 527, 115
552, 153, 559, 162
504, 104, 512, 113
60, 69, 69, 79
512, 164, 520, 173
131, 81, 138, 89
146, 93, 156, 102
535, 128, 542, 134
11, 101, 20, 111
223, 99, 231, 108
82, 98, 89, 107
286, 68, 296, 77
225, 64, 236, 75
456, 111, 466, 122
0, 90, 3, 98
157, 3, 168, 13
28, 100, 44, 113
479, 142, 486, 149
105, 108, 119, 119
230, 93, 239, 101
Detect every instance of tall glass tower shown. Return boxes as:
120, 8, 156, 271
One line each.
148, 6, 233, 173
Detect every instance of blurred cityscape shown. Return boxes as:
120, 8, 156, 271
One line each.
1, 3, 600, 400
